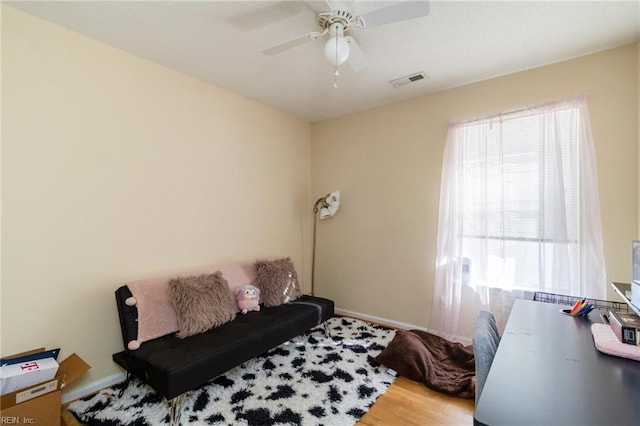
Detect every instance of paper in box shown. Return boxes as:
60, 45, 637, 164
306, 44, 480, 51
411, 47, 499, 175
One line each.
0, 352, 90, 425
0, 357, 59, 396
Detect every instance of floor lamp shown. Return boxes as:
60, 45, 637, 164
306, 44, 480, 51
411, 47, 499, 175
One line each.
311, 190, 340, 296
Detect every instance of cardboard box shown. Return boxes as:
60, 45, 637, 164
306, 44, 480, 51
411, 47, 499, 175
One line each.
0, 352, 90, 426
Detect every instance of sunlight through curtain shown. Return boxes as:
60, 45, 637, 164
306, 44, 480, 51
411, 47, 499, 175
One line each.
429, 95, 606, 341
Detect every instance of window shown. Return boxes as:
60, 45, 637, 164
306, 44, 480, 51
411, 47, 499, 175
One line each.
429, 96, 606, 339
461, 105, 580, 292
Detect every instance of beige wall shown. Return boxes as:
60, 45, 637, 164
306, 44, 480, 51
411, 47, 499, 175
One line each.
312, 43, 639, 330
1, 7, 312, 393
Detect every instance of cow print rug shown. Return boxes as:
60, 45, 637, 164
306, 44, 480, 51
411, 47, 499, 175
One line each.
68, 317, 397, 425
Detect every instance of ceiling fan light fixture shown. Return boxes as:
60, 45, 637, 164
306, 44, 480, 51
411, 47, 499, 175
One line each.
262, 1, 431, 86
324, 35, 350, 66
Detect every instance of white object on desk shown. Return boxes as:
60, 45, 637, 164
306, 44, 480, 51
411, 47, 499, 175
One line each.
632, 281, 640, 311
611, 282, 640, 317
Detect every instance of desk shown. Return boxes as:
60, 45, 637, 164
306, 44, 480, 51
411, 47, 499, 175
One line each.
474, 299, 640, 426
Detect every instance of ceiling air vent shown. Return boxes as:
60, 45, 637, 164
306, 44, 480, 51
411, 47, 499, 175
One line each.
389, 72, 428, 88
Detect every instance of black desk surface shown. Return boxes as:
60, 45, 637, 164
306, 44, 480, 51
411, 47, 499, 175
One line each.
474, 299, 640, 426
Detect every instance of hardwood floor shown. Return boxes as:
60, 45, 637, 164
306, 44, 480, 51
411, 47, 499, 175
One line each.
61, 405, 82, 426
63, 376, 474, 425
358, 376, 474, 425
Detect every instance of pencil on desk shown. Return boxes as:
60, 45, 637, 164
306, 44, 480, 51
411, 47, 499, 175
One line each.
570, 298, 584, 315
570, 300, 581, 315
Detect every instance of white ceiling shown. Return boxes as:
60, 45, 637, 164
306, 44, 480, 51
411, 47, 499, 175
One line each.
6, 1, 640, 122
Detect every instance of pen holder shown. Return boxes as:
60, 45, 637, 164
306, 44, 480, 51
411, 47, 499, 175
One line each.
560, 299, 595, 317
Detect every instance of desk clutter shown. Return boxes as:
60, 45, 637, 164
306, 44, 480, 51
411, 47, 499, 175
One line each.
559, 298, 595, 317
591, 323, 640, 361
607, 310, 640, 345
533, 291, 630, 315
591, 307, 640, 361
533, 290, 640, 361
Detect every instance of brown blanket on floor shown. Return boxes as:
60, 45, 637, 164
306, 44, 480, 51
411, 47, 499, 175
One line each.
375, 329, 475, 398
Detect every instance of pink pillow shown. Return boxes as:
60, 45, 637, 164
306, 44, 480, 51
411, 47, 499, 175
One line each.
124, 262, 258, 349
217, 263, 258, 299
126, 276, 181, 350
591, 323, 640, 361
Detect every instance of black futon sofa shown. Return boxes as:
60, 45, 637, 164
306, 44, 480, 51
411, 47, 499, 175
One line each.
111, 262, 334, 424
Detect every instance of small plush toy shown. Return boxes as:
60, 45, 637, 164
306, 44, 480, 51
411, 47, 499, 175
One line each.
235, 285, 261, 314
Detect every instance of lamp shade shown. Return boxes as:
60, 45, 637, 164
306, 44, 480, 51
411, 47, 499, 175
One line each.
324, 36, 350, 66
319, 190, 340, 219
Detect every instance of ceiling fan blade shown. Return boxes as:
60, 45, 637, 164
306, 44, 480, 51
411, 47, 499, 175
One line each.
358, 0, 430, 28
344, 36, 368, 72
304, 0, 333, 13
262, 32, 319, 56
324, 0, 356, 15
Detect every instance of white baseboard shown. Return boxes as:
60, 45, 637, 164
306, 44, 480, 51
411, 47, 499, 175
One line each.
335, 307, 471, 345
60, 309, 426, 404
62, 372, 126, 404
335, 307, 427, 332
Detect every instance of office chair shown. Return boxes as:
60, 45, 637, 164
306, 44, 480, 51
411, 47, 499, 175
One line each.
472, 310, 501, 405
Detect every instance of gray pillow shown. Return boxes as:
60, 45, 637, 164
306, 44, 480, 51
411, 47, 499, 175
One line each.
255, 257, 302, 307
168, 271, 236, 338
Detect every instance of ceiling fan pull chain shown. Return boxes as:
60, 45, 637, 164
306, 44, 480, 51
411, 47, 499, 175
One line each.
333, 34, 339, 89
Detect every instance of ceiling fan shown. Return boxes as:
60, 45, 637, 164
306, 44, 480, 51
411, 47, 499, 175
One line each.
262, 0, 430, 87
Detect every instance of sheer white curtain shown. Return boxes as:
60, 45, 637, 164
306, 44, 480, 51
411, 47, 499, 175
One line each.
429, 96, 606, 341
